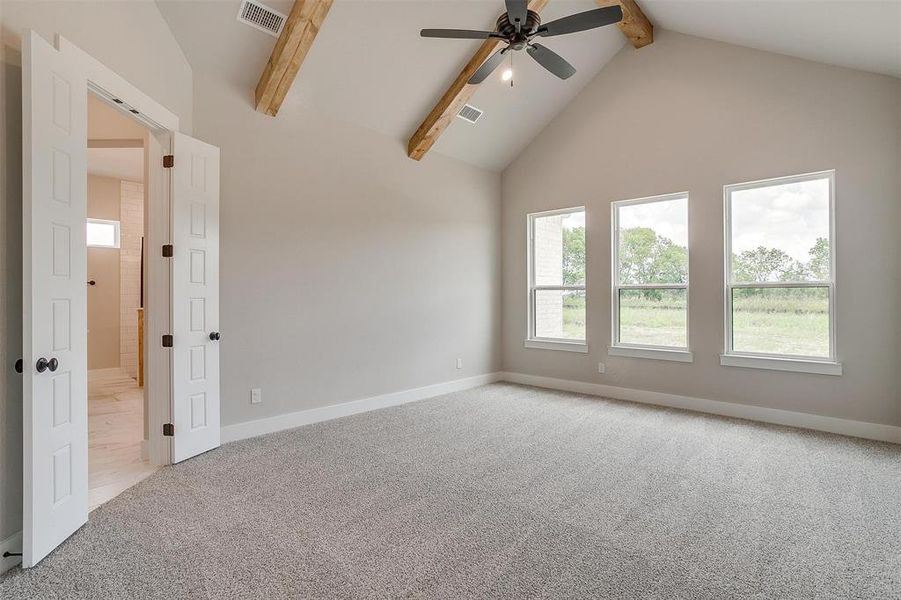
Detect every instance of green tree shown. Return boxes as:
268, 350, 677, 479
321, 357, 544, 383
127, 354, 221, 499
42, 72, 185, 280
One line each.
732, 246, 807, 282
562, 226, 585, 286
619, 227, 688, 285
807, 237, 830, 280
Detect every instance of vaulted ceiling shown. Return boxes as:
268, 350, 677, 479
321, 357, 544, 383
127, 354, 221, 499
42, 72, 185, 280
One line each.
156, 0, 900, 172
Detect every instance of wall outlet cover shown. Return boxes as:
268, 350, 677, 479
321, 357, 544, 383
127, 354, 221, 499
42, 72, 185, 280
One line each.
251, 388, 262, 404
597, 362, 606, 374
456, 358, 463, 369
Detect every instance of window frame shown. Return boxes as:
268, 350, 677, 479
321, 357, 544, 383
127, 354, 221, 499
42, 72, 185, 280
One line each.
610, 192, 691, 361
722, 170, 840, 374
525, 206, 588, 352
86, 217, 121, 249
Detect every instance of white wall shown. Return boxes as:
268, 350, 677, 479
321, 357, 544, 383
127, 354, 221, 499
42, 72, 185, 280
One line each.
0, 0, 193, 544
192, 72, 501, 428
502, 31, 901, 428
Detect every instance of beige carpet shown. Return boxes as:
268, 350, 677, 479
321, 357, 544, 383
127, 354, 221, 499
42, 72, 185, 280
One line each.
2, 383, 899, 598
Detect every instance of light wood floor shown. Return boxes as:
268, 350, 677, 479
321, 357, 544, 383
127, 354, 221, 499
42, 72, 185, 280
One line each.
88, 368, 158, 511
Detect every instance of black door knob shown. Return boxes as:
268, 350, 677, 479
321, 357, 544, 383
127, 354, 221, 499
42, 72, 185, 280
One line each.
87, 280, 96, 286
14, 358, 23, 374
36, 358, 59, 373
209, 332, 220, 341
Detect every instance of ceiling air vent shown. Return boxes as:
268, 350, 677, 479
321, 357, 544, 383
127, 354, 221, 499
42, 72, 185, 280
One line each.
237, 0, 287, 38
457, 104, 484, 124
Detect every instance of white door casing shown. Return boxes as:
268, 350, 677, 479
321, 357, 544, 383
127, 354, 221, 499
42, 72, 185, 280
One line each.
170, 132, 221, 463
22, 31, 89, 567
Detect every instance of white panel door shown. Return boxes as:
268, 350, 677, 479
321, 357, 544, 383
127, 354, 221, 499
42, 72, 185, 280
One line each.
22, 31, 89, 567
170, 132, 221, 463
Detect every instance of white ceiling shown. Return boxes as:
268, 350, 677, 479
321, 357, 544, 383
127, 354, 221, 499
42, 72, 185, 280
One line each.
88, 148, 144, 182
639, 0, 901, 80
156, 0, 900, 172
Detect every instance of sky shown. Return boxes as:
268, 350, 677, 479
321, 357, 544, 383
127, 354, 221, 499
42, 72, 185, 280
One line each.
562, 211, 585, 230
730, 177, 829, 262
618, 196, 688, 247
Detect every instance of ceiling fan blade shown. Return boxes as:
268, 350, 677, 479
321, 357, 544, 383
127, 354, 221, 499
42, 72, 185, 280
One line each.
505, 0, 528, 32
468, 48, 508, 84
420, 29, 498, 40
527, 43, 576, 79
536, 5, 623, 37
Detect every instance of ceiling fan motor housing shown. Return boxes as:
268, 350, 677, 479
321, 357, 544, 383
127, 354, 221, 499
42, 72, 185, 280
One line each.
496, 10, 541, 49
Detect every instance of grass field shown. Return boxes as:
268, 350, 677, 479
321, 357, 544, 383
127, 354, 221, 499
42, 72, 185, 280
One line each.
560, 288, 829, 357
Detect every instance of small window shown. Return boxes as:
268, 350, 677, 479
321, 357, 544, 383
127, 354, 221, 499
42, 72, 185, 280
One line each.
527, 208, 586, 346
86, 218, 120, 248
611, 193, 689, 353
724, 171, 835, 362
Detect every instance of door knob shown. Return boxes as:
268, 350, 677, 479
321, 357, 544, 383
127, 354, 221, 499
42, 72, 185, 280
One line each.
209, 332, 220, 341
87, 280, 96, 286
14, 358, 23, 374
36, 357, 58, 373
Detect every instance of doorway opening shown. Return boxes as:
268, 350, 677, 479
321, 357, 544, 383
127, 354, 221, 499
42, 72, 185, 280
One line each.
85, 94, 156, 510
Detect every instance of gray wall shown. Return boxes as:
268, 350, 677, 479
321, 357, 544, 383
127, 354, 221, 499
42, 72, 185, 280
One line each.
502, 31, 901, 427
192, 72, 501, 428
0, 1, 193, 542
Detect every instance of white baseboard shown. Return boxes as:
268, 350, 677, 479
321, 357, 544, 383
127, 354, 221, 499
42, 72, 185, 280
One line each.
500, 372, 901, 444
221, 372, 502, 443
1, 531, 22, 575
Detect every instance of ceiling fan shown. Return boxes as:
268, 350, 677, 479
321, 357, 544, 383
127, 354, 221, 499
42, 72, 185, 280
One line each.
420, 0, 623, 83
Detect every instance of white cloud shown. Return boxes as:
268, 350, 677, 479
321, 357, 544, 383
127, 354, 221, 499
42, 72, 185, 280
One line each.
618, 197, 688, 247
731, 178, 829, 262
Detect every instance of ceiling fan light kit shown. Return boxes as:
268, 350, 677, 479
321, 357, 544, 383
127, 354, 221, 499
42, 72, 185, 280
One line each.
421, 0, 624, 84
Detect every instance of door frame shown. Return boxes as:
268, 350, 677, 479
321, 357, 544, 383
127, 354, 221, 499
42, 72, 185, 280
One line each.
53, 33, 179, 467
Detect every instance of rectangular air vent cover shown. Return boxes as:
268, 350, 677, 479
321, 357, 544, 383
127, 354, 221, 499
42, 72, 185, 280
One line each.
457, 104, 484, 124
237, 0, 287, 37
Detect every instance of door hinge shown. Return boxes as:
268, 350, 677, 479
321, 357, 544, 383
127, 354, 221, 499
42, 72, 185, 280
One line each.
162, 244, 174, 258
163, 423, 174, 437
163, 155, 174, 168
161, 334, 173, 348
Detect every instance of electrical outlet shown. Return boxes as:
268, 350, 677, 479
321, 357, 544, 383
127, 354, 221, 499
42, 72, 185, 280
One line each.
456, 358, 463, 369
251, 388, 262, 404
597, 362, 606, 374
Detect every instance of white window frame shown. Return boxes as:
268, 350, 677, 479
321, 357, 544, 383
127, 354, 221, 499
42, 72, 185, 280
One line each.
86, 218, 120, 248
525, 206, 588, 353
722, 170, 841, 376
610, 192, 692, 362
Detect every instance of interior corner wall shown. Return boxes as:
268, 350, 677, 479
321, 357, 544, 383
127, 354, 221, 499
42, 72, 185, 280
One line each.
501, 30, 901, 428
0, 0, 193, 544
191, 72, 501, 430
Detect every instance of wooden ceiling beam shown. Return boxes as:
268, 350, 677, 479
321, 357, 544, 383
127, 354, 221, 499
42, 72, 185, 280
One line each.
407, 0, 550, 161
597, 0, 653, 48
407, 0, 652, 161
255, 0, 333, 117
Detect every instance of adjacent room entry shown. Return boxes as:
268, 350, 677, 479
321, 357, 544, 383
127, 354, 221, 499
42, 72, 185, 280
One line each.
21, 31, 221, 567
85, 96, 155, 511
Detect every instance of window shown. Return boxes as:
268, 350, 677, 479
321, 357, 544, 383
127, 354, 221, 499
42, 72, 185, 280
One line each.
526, 208, 586, 351
723, 171, 839, 375
86, 218, 120, 248
611, 193, 690, 361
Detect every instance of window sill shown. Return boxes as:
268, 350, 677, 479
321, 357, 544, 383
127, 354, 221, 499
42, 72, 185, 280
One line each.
608, 346, 693, 363
720, 354, 842, 376
524, 339, 588, 353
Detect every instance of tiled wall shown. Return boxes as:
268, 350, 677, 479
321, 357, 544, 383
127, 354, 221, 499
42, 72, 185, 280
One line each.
119, 180, 144, 379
